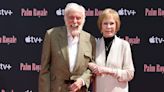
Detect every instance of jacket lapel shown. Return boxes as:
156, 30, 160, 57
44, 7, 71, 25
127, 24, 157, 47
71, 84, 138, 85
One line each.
106, 35, 119, 67
72, 31, 86, 72
57, 27, 70, 71
96, 37, 106, 66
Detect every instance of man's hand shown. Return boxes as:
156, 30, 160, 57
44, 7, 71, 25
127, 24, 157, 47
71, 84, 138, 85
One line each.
68, 78, 83, 92
88, 63, 101, 75
88, 62, 114, 76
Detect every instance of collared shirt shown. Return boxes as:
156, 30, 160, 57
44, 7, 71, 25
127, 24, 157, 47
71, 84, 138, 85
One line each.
67, 30, 85, 86
67, 31, 79, 72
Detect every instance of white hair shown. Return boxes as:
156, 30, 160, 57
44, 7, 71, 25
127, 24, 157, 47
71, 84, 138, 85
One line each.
64, 3, 86, 18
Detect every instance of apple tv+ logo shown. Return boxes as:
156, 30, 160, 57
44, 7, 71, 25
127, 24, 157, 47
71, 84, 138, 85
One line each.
56, 8, 64, 16
118, 8, 136, 16
25, 36, 42, 43
149, 36, 164, 44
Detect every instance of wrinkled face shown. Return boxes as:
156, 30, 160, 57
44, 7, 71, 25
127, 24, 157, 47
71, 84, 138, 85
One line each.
101, 17, 117, 38
65, 10, 84, 36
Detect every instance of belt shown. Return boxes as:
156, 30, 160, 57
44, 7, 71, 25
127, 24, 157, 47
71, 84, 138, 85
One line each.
64, 80, 75, 84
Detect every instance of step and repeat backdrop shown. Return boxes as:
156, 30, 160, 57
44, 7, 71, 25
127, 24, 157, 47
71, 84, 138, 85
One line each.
0, 0, 164, 92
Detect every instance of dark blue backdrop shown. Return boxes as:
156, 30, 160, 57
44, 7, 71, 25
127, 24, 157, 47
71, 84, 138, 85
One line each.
0, 0, 164, 92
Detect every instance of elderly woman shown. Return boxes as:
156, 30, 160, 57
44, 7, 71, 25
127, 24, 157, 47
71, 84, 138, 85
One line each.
88, 8, 135, 92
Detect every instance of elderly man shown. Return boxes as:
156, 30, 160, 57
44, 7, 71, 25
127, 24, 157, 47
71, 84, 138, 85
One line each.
39, 3, 96, 92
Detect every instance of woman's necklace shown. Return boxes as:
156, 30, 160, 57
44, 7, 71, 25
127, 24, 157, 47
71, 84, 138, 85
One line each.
105, 41, 113, 51
104, 36, 114, 52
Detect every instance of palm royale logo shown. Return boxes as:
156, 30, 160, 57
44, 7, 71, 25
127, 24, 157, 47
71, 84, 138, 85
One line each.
0, 35, 17, 45
121, 36, 140, 45
144, 64, 164, 74
145, 8, 164, 17
1, 89, 14, 92
21, 8, 48, 18
20, 62, 41, 72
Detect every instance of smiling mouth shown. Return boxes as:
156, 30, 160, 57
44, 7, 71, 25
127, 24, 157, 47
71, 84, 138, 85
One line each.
71, 24, 79, 28
105, 31, 112, 33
